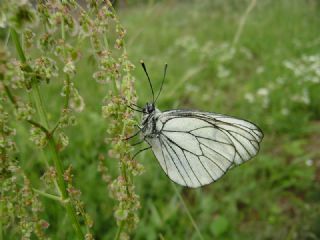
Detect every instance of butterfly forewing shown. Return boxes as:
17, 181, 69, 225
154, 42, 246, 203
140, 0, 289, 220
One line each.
145, 110, 263, 188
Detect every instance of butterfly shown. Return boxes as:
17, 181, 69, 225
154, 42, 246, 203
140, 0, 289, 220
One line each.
128, 61, 263, 188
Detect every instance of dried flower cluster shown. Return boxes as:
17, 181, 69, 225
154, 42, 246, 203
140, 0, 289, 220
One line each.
1, 0, 141, 239
84, 1, 144, 238
1, 89, 48, 239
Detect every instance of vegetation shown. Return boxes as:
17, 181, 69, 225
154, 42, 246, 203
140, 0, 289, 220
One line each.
1, 0, 320, 239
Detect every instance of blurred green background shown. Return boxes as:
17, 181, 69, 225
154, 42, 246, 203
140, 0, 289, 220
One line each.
13, 0, 320, 239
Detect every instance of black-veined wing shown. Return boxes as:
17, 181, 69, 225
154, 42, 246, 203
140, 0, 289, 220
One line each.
146, 110, 263, 188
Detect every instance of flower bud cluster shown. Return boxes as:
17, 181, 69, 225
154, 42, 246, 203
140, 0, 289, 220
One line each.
1, 0, 143, 238
1, 97, 47, 239
90, 2, 144, 236
1, 0, 94, 237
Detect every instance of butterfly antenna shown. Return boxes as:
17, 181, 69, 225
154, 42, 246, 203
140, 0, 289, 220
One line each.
140, 60, 155, 103
155, 63, 168, 103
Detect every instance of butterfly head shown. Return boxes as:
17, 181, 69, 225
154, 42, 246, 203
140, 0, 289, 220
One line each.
143, 102, 155, 115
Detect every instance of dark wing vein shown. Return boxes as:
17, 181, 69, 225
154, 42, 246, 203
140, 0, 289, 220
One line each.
162, 114, 262, 143
213, 118, 263, 141
159, 139, 169, 174
181, 150, 202, 186
213, 126, 246, 163
228, 130, 253, 157
199, 140, 233, 164
159, 137, 188, 186
224, 127, 259, 154
218, 127, 252, 161
161, 133, 215, 182
196, 115, 261, 142
215, 123, 260, 142
191, 134, 233, 146
161, 137, 194, 186
201, 154, 226, 174
150, 111, 263, 187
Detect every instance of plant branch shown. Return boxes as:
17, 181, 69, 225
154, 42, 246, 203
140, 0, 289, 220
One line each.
27, 120, 51, 136
114, 221, 124, 240
171, 183, 204, 240
232, 0, 257, 47
4, 85, 51, 137
11, 30, 27, 62
3, 86, 16, 104
11, 29, 84, 240
0, 192, 3, 240
60, 19, 71, 110
32, 188, 63, 202
50, 120, 61, 136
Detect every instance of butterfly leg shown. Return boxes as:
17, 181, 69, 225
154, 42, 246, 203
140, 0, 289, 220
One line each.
130, 102, 143, 110
124, 125, 142, 140
132, 146, 151, 160
131, 139, 145, 146
127, 104, 143, 113
121, 96, 143, 111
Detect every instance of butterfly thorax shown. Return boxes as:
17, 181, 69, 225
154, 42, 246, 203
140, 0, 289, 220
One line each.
141, 103, 162, 138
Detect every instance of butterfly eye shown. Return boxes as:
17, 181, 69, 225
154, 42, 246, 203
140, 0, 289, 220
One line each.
146, 103, 154, 113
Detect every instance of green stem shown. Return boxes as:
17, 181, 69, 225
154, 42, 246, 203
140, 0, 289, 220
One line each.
31, 84, 50, 127
5, 85, 49, 136
11, 29, 84, 239
0, 191, 3, 240
32, 188, 62, 202
61, 17, 68, 109
47, 137, 84, 239
11, 30, 26, 62
171, 183, 204, 240
5, 29, 11, 47
0, 133, 6, 240
120, 160, 130, 197
64, 75, 71, 109
232, 0, 257, 47
4, 86, 16, 104
114, 221, 124, 240
102, 35, 119, 95
114, 49, 136, 239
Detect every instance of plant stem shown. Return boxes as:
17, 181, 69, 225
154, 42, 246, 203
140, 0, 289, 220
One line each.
11, 30, 26, 62
114, 221, 124, 240
64, 75, 71, 109
232, 0, 257, 47
47, 138, 84, 239
60, 18, 71, 110
101, 33, 119, 95
31, 85, 50, 128
171, 183, 204, 240
0, 193, 3, 240
114, 50, 135, 238
32, 188, 62, 202
11, 29, 84, 239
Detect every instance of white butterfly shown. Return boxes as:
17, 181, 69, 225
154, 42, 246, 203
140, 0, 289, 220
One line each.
130, 62, 263, 188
